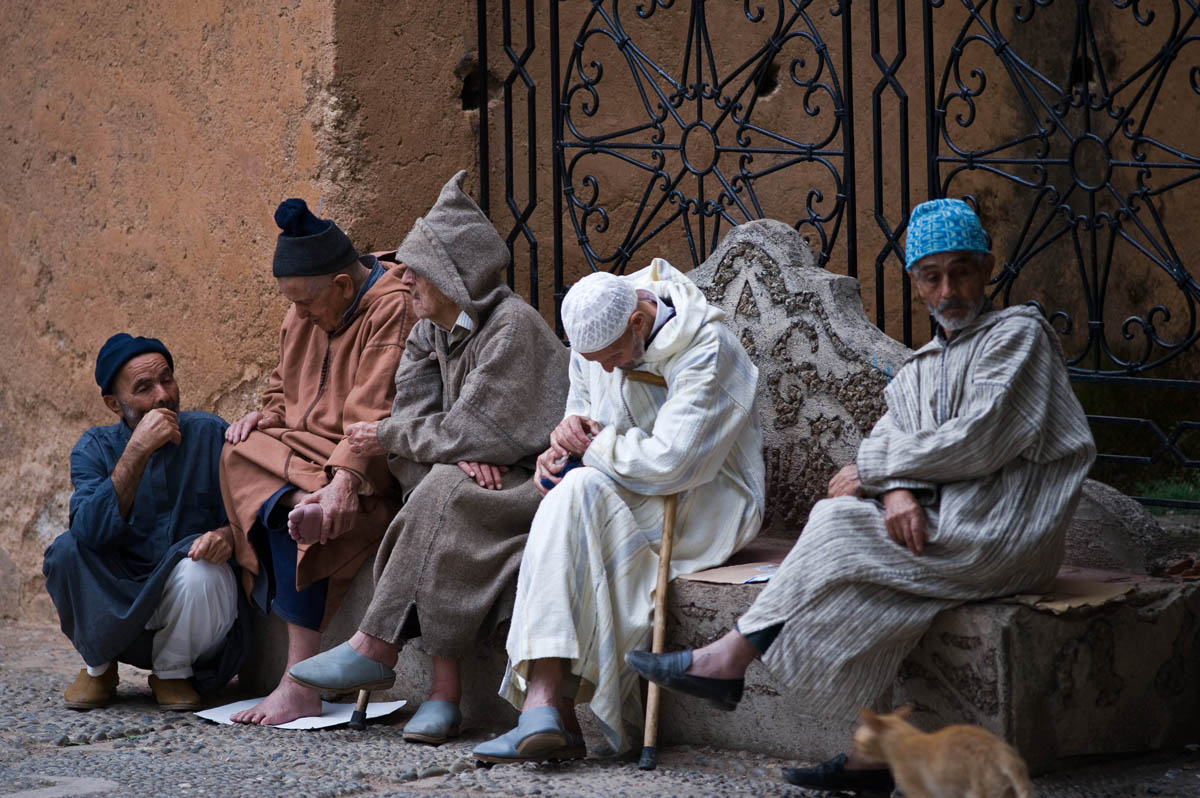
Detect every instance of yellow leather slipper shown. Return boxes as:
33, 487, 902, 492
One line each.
148, 675, 203, 711
64, 667, 119, 710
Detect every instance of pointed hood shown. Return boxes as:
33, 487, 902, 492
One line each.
621, 257, 725, 363
394, 170, 512, 322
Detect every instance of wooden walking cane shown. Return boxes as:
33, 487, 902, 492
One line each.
624, 368, 677, 770
638, 491, 677, 771
348, 689, 371, 731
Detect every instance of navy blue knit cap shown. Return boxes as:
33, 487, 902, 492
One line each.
272, 198, 360, 277
95, 333, 174, 395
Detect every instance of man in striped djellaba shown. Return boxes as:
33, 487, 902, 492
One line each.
628, 198, 1096, 794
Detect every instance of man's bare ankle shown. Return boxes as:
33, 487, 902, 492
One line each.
349, 632, 398, 667
426, 689, 461, 705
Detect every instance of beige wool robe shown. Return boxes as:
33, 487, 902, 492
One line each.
223, 256, 415, 629
359, 172, 570, 656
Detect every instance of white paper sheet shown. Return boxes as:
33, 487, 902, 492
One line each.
195, 698, 406, 729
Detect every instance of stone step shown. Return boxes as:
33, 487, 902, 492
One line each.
660, 573, 1200, 775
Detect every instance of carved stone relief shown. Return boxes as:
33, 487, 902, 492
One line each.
689, 220, 912, 538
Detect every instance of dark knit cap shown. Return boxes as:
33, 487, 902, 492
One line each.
95, 333, 174, 395
272, 198, 360, 277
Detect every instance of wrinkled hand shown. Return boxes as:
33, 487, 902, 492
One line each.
457, 461, 509, 490
225, 410, 282, 444
534, 444, 570, 497
550, 415, 602, 458
293, 472, 360, 545
883, 489, 927, 556
345, 421, 385, 457
188, 527, 233, 563
129, 408, 181, 455
827, 464, 861, 498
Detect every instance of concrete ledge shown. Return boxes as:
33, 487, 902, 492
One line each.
659, 574, 1200, 774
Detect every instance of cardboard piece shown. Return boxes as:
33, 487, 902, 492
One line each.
679, 561, 1143, 614
678, 562, 779, 585
1008, 566, 1141, 614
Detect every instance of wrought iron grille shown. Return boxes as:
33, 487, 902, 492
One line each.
474, 0, 1200, 505
556, 1, 854, 275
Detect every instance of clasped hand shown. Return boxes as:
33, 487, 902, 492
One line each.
826, 464, 927, 556
457, 461, 508, 490
535, 415, 602, 496
550, 415, 601, 458
882, 489, 927, 556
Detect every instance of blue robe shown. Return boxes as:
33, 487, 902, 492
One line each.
43, 411, 248, 693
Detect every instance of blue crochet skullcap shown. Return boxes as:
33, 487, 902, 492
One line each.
95, 333, 173, 395
904, 198, 991, 270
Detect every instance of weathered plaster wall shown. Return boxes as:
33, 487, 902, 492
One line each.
0, 0, 482, 624
4, 1, 1193, 625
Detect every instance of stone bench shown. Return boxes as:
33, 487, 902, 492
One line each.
662, 557, 1200, 774
241, 220, 1200, 773
240, 519, 1200, 774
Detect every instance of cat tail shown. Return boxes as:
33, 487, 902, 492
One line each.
1006, 758, 1034, 798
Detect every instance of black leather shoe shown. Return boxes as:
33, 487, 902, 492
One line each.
781, 753, 895, 794
624, 649, 744, 711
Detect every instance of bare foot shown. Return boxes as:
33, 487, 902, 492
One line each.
230, 679, 321, 725
287, 504, 324, 545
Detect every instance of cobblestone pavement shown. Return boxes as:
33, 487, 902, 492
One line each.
2, 622, 1198, 797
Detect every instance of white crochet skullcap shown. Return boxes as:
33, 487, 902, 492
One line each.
561, 271, 638, 353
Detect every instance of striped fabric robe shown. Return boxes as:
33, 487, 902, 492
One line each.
501, 259, 765, 753
739, 304, 1096, 722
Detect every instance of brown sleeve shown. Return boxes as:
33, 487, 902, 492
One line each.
260, 319, 289, 420
324, 292, 413, 484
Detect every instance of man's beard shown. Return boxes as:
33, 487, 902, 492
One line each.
618, 332, 647, 371
930, 297, 983, 333
120, 398, 180, 429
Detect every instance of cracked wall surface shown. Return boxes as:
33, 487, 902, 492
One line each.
0, 0, 481, 624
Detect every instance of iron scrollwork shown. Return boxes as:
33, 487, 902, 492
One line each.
931, 0, 1200, 377
558, 0, 851, 275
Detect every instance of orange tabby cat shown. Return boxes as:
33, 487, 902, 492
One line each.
852, 706, 1033, 798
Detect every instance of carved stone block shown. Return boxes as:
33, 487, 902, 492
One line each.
688, 220, 911, 537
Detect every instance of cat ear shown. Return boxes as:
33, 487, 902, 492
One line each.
859, 708, 882, 729
894, 704, 913, 720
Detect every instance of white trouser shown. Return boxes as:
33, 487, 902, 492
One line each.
86, 558, 237, 680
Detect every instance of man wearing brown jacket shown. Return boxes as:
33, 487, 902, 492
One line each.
220, 199, 415, 725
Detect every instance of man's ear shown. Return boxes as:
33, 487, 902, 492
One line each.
629, 307, 653, 336
103, 395, 122, 418
332, 272, 356, 299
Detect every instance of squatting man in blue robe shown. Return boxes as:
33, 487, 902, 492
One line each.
43, 334, 245, 711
